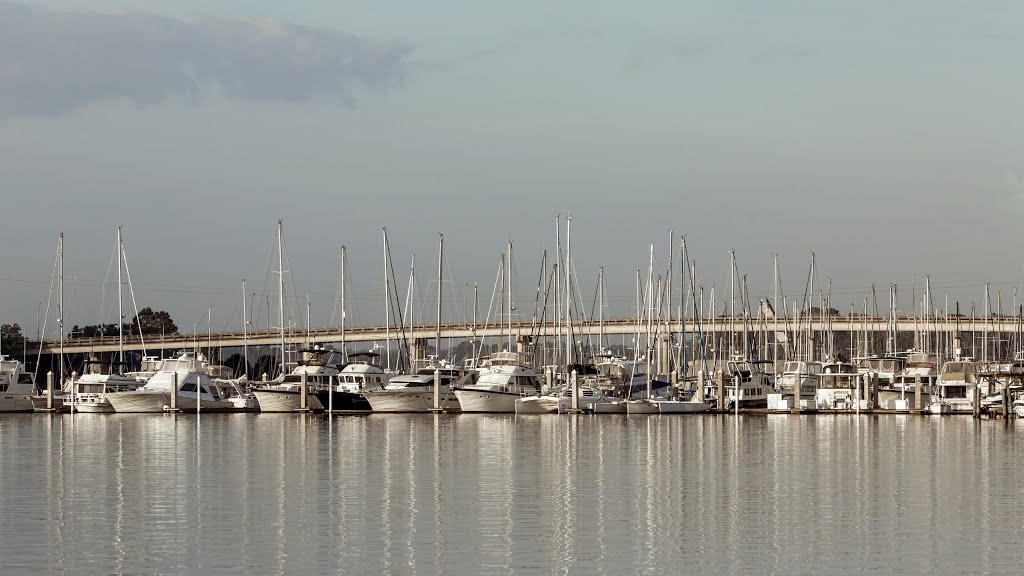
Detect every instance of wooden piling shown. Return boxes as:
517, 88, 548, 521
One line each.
429, 369, 443, 413
716, 371, 725, 411
299, 371, 309, 412
168, 371, 180, 412
45, 371, 54, 412
791, 370, 802, 414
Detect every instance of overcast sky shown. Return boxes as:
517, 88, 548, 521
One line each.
3, 0, 1024, 342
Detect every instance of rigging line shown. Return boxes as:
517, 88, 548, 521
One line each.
384, 235, 411, 372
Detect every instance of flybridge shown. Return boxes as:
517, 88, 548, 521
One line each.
25, 315, 1024, 356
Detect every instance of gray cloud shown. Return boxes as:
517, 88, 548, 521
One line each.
0, 2, 410, 116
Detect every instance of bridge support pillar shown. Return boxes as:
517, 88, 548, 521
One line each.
516, 335, 532, 355
412, 339, 429, 365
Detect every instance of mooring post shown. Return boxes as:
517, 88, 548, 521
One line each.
169, 371, 179, 412
915, 376, 922, 413
46, 371, 54, 412
299, 371, 309, 412
792, 370, 802, 414
430, 368, 443, 413
571, 369, 580, 413
716, 371, 725, 411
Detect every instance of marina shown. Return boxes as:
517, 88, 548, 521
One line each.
3, 224, 1024, 420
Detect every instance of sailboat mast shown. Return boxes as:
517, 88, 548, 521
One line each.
58, 232, 65, 388
729, 249, 736, 359
565, 217, 572, 367
472, 283, 479, 362
277, 219, 286, 377
242, 278, 248, 375
666, 230, 674, 376
340, 246, 347, 362
554, 215, 561, 367
598, 266, 605, 353
436, 234, 443, 362
646, 244, 654, 396
507, 241, 514, 353
773, 253, 779, 374
383, 227, 392, 371
117, 226, 124, 371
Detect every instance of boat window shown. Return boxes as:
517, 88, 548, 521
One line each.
181, 383, 197, 392
18, 374, 33, 384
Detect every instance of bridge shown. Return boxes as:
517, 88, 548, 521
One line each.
25, 315, 1016, 356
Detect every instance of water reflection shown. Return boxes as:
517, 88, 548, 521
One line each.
1, 414, 1024, 574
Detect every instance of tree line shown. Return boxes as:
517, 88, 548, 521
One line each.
1, 308, 178, 353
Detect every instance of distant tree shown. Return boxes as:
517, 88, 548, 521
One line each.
255, 353, 280, 379
71, 323, 122, 338
1, 323, 26, 354
223, 353, 250, 378
129, 308, 178, 335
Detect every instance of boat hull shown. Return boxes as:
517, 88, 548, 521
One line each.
252, 389, 324, 412
0, 395, 34, 412
364, 391, 460, 413
72, 393, 116, 413
877, 389, 931, 409
314, 390, 372, 413
626, 400, 661, 415
74, 401, 115, 413
588, 400, 628, 414
454, 389, 524, 413
656, 400, 711, 414
107, 390, 247, 413
514, 395, 559, 414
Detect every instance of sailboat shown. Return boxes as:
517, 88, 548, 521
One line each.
627, 244, 665, 414
69, 226, 145, 413
455, 242, 543, 412
252, 220, 331, 412
365, 234, 471, 412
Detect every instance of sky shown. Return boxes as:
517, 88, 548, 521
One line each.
3, 0, 1024, 342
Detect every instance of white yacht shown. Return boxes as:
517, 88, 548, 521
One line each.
454, 352, 542, 413
318, 354, 387, 413
815, 362, 869, 410
70, 362, 143, 413
856, 355, 906, 391
252, 347, 337, 412
574, 371, 629, 413
364, 362, 472, 413
556, 385, 606, 413
703, 358, 774, 409
106, 351, 255, 412
0, 355, 35, 412
929, 359, 977, 414
768, 360, 822, 411
878, 352, 935, 410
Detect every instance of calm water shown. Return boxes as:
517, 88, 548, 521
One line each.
1, 413, 1022, 575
